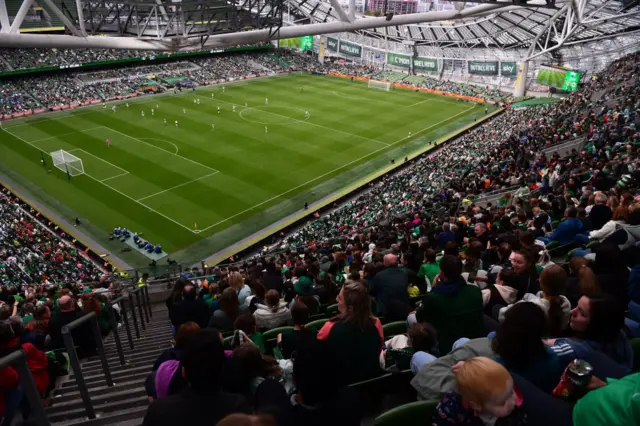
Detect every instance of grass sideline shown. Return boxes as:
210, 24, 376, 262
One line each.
0, 73, 495, 267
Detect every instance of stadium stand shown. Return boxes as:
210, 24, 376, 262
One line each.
0, 48, 639, 426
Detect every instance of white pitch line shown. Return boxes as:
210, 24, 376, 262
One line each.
193, 94, 391, 148
30, 126, 105, 144
196, 105, 477, 232
136, 172, 219, 202
101, 172, 130, 182
97, 125, 219, 174
71, 148, 129, 175
407, 99, 432, 108
1, 127, 197, 234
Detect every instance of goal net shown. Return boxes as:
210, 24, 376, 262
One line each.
368, 80, 392, 91
51, 150, 84, 176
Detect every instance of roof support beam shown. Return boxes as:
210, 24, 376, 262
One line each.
0, 0, 10, 33
328, 0, 351, 22
9, 0, 33, 34
0, 2, 511, 50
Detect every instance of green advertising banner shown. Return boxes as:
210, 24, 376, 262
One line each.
387, 52, 411, 68
468, 61, 499, 75
413, 57, 438, 72
339, 40, 362, 57
500, 62, 517, 76
326, 37, 338, 52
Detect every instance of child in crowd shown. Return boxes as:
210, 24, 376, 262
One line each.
481, 269, 519, 318
432, 357, 526, 426
379, 322, 437, 371
233, 314, 265, 354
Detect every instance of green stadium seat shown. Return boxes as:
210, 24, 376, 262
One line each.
305, 318, 329, 331
263, 326, 294, 354
308, 313, 327, 322
382, 321, 407, 340
374, 400, 440, 426
326, 303, 339, 317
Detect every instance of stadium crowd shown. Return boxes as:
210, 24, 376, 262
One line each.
0, 48, 512, 116
138, 51, 640, 425
1, 49, 639, 426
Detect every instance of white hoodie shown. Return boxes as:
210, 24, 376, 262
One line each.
481, 285, 518, 307
498, 291, 571, 326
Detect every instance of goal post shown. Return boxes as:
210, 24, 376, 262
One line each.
51, 150, 84, 177
368, 79, 392, 91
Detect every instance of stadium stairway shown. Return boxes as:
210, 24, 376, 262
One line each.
47, 305, 171, 426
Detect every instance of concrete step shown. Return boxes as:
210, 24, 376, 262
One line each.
60, 368, 151, 392
47, 387, 147, 414
47, 395, 149, 423
51, 405, 148, 426
52, 379, 146, 403
82, 350, 163, 370
64, 365, 152, 387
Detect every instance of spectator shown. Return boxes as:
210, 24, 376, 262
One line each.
380, 322, 438, 371
589, 192, 613, 231
170, 285, 210, 329
166, 279, 188, 312
254, 290, 291, 330
588, 206, 628, 241
81, 293, 110, 336
370, 254, 410, 321
209, 288, 241, 331
0, 318, 49, 425
47, 295, 96, 357
413, 255, 484, 354
317, 281, 383, 384
234, 315, 265, 354
263, 262, 283, 293
228, 272, 252, 305
22, 304, 51, 350
416, 248, 440, 291
492, 302, 564, 393
539, 207, 583, 245
498, 264, 571, 335
245, 282, 266, 314
228, 343, 283, 400
437, 223, 456, 249
277, 302, 317, 359
510, 248, 540, 300
431, 357, 525, 426
142, 329, 250, 426
290, 276, 320, 315
545, 293, 633, 371
481, 269, 519, 318
204, 282, 221, 310
145, 322, 200, 401
216, 414, 277, 426
287, 339, 361, 426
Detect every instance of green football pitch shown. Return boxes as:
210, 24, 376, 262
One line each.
0, 73, 491, 267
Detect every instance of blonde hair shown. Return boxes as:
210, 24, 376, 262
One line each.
455, 357, 512, 406
227, 271, 244, 291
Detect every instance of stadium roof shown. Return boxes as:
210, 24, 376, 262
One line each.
287, 0, 640, 57
0, 0, 638, 58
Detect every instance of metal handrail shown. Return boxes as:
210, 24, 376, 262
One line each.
109, 295, 134, 350
106, 297, 126, 365
0, 350, 50, 426
61, 312, 113, 419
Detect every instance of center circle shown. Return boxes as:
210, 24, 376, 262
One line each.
239, 105, 308, 125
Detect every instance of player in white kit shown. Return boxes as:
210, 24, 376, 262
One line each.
265, 98, 268, 105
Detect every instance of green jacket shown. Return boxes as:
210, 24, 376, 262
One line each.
416, 279, 484, 355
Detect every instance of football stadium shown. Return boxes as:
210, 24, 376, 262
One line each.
0, 0, 639, 425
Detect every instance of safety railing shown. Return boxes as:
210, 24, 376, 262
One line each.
540, 136, 586, 157
61, 312, 113, 420
0, 350, 50, 426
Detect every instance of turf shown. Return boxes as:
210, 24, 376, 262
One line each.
0, 73, 489, 267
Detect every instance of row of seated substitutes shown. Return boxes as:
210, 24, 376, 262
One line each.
1, 51, 640, 425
